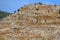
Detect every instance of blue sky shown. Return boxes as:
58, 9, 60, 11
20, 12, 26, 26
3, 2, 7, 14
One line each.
0, 0, 60, 13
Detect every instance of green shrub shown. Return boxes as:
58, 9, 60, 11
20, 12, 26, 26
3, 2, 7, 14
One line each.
59, 10, 60, 14
0, 11, 12, 19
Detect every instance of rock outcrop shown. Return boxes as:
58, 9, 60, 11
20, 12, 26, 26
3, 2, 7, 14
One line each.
0, 4, 60, 40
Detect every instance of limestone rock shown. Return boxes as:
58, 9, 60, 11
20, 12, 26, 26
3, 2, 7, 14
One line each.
0, 4, 60, 40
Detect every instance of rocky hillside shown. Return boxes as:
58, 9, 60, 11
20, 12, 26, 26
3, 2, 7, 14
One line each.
0, 4, 60, 40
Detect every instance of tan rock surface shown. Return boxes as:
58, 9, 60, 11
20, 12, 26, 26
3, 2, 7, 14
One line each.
0, 4, 60, 40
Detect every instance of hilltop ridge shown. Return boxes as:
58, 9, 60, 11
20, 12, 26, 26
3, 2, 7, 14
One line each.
3, 3, 60, 24
0, 4, 60, 40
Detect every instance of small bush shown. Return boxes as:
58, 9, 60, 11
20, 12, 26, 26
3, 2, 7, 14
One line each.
38, 2, 42, 5
14, 11, 16, 13
34, 2, 42, 5
54, 4, 56, 7
59, 10, 60, 14
17, 9, 19, 12
17, 7, 23, 12
36, 8, 39, 11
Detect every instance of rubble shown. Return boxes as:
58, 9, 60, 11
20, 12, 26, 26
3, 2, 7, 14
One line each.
0, 4, 60, 40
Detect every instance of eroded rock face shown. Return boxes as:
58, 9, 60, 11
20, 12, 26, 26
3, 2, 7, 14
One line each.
0, 4, 60, 40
